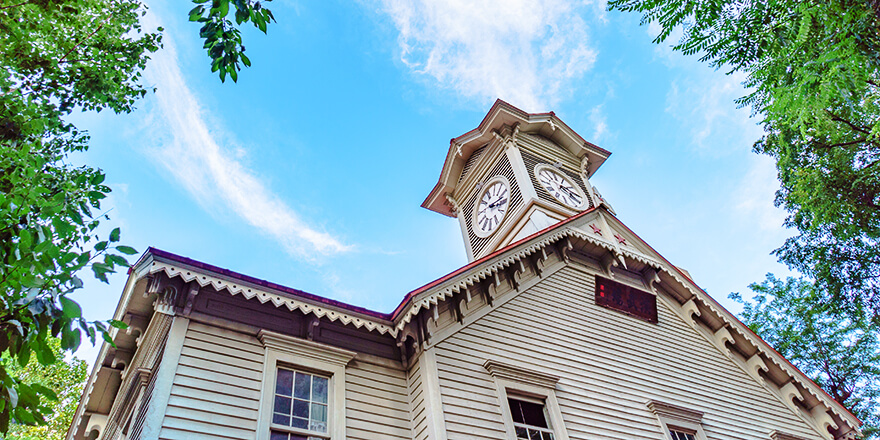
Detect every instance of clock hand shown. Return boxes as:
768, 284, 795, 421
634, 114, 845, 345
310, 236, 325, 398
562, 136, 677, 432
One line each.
488, 198, 508, 209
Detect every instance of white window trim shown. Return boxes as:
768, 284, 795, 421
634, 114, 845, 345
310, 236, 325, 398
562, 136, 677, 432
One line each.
647, 400, 709, 440
769, 430, 811, 440
483, 360, 571, 440
256, 330, 356, 440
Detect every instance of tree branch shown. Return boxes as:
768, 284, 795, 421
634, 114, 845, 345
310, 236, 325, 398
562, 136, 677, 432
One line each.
826, 110, 872, 135
0, 1, 31, 10
58, 16, 113, 64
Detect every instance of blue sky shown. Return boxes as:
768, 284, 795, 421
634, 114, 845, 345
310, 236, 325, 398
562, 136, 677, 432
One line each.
70, 0, 793, 363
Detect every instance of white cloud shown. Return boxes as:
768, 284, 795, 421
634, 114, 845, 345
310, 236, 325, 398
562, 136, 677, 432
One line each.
588, 104, 608, 141
736, 155, 788, 232
144, 23, 351, 258
665, 70, 762, 155
378, 0, 600, 111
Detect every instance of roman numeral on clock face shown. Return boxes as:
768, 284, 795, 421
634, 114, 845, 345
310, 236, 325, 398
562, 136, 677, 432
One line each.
538, 168, 583, 208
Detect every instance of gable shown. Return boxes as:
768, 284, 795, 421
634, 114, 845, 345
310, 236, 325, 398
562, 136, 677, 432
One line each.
431, 264, 827, 440
395, 208, 860, 438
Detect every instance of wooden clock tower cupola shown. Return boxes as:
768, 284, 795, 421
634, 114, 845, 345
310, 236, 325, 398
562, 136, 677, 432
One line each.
423, 100, 613, 261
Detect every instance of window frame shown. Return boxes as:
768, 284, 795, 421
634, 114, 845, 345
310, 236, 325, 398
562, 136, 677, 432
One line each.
507, 394, 557, 440
646, 400, 708, 440
257, 330, 356, 440
269, 367, 331, 439
483, 360, 571, 440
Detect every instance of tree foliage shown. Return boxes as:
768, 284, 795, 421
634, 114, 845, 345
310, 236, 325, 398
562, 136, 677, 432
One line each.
0, 0, 160, 432
730, 275, 880, 437
188, 0, 276, 83
609, 0, 880, 320
3, 339, 87, 440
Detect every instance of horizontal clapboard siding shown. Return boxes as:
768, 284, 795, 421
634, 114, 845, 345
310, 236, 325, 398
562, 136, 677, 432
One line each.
346, 361, 411, 440
435, 265, 825, 440
408, 360, 428, 440
159, 321, 263, 440
158, 320, 409, 440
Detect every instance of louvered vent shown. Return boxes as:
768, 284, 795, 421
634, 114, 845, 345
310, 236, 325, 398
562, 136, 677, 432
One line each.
463, 155, 523, 257
524, 133, 570, 154
458, 145, 487, 183
521, 149, 593, 209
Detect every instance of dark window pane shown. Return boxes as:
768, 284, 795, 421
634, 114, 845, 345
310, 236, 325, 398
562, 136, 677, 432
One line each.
293, 399, 310, 418
273, 413, 290, 426
270, 430, 288, 440
276, 369, 294, 396
670, 430, 696, 440
528, 428, 542, 440
515, 427, 528, 439
294, 372, 311, 400
508, 399, 548, 428
542, 431, 554, 440
274, 395, 292, 416
291, 416, 309, 429
312, 376, 328, 404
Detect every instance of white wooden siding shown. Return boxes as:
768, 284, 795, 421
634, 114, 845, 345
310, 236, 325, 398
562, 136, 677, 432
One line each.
158, 320, 410, 440
434, 265, 826, 440
346, 360, 411, 440
159, 321, 263, 440
408, 360, 429, 440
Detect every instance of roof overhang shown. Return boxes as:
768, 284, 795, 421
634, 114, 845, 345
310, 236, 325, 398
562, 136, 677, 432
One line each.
422, 99, 612, 217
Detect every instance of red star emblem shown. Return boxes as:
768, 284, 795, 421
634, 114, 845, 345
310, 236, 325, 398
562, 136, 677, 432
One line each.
590, 224, 602, 234
614, 234, 626, 245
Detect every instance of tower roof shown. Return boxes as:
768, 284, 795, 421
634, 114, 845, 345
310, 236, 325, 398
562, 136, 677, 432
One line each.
422, 99, 611, 217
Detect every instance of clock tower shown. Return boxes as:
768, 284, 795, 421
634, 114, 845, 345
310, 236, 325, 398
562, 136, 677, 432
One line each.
423, 100, 613, 261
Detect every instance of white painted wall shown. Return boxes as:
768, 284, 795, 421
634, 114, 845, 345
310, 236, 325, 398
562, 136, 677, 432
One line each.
432, 264, 826, 440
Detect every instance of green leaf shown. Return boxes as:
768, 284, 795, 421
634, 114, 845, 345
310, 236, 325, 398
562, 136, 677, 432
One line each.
4, 387, 16, 411
19, 229, 33, 249
59, 296, 82, 319
30, 384, 57, 402
107, 254, 130, 268
109, 227, 121, 242
109, 319, 129, 330
115, 245, 138, 255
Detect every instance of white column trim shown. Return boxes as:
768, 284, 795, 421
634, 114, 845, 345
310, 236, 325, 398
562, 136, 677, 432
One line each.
139, 316, 189, 440
419, 348, 448, 440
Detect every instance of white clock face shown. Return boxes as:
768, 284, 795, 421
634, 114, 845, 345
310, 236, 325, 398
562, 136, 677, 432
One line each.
476, 180, 509, 235
538, 167, 584, 208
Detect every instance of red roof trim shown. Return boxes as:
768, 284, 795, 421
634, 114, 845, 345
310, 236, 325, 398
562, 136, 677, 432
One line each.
609, 218, 861, 424
138, 211, 858, 425
139, 207, 599, 324
390, 206, 600, 316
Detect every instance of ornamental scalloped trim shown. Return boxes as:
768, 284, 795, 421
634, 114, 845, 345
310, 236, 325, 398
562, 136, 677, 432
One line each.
148, 262, 398, 337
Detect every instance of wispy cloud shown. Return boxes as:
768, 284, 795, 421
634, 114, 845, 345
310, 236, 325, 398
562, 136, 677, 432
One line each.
378, 0, 600, 111
736, 155, 788, 232
144, 23, 351, 258
588, 104, 608, 141
664, 70, 762, 155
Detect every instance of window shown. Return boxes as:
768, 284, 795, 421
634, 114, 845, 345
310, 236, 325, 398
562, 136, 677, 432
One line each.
257, 330, 356, 440
646, 400, 707, 440
483, 360, 571, 440
595, 275, 658, 323
508, 397, 555, 440
270, 368, 330, 439
668, 428, 696, 440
